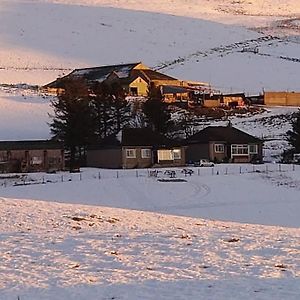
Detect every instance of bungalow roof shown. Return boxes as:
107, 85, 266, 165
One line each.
88, 128, 182, 149
187, 126, 262, 144
0, 140, 64, 151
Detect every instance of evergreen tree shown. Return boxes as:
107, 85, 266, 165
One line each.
89, 82, 131, 139
287, 109, 300, 152
49, 78, 95, 171
142, 85, 173, 134
109, 82, 131, 133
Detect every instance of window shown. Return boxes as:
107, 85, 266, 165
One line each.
126, 149, 136, 158
141, 148, 151, 159
249, 144, 258, 154
231, 144, 249, 156
172, 149, 181, 160
214, 144, 225, 153
31, 156, 43, 165
158, 150, 173, 161
130, 87, 138, 96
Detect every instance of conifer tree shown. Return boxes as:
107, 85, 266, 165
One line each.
142, 85, 173, 134
287, 109, 300, 152
49, 78, 95, 171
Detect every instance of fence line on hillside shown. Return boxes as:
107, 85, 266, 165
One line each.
0, 163, 299, 189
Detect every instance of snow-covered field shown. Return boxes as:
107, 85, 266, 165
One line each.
1, 164, 300, 227
1, 165, 300, 299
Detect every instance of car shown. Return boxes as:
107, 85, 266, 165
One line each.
199, 159, 214, 167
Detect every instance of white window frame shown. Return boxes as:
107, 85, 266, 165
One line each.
125, 149, 136, 158
172, 149, 181, 160
231, 144, 249, 156
249, 144, 258, 154
214, 144, 225, 153
141, 148, 151, 159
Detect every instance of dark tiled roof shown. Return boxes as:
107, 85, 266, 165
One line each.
223, 93, 246, 98
161, 85, 191, 94
89, 128, 181, 149
0, 140, 64, 151
88, 135, 121, 150
44, 63, 179, 90
122, 128, 178, 147
187, 126, 262, 144
45, 62, 141, 88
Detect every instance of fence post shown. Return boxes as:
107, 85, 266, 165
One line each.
61, 175, 64, 182
80, 173, 82, 181
198, 168, 200, 176
292, 164, 295, 171
212, 168, 214, 175
98, 172, 101, 180
42, 176, 45, 184
239, 166, 242, 174
136, 170, 138, 178
225, 167, 228, 175
116, 171, 119, 179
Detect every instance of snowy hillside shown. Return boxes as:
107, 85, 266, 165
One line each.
0, 0, 299, 93
27, 0, 300, 25
0, 87, 52, 140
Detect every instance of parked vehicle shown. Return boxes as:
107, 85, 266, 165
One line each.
198, 159, 214, 167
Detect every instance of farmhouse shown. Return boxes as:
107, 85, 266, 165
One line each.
0, 140, 64, 173
44, 62, 209, 100
186, 125, 263, 163
86, 128, 186, 169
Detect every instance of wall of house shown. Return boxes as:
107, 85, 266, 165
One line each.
122, 146, 153, 169
163, 93, 190, 103
185, 144, 209, 163
152, 80, 183, 87
209, 142, 227, 162
203, 99, 221, 108
0, 149, 64, 173
129, 77, 148, 96
264, 92, 300, 106
223, 96, 244, 106
46, 149, 65, 171
86, 148, 122, 169
230, 143, 263, 163
231, 156, 250, 163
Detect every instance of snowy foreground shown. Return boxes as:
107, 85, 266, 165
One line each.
0, 197, 300, 300
0, 164, 300, 300
1, 165, 300, 299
